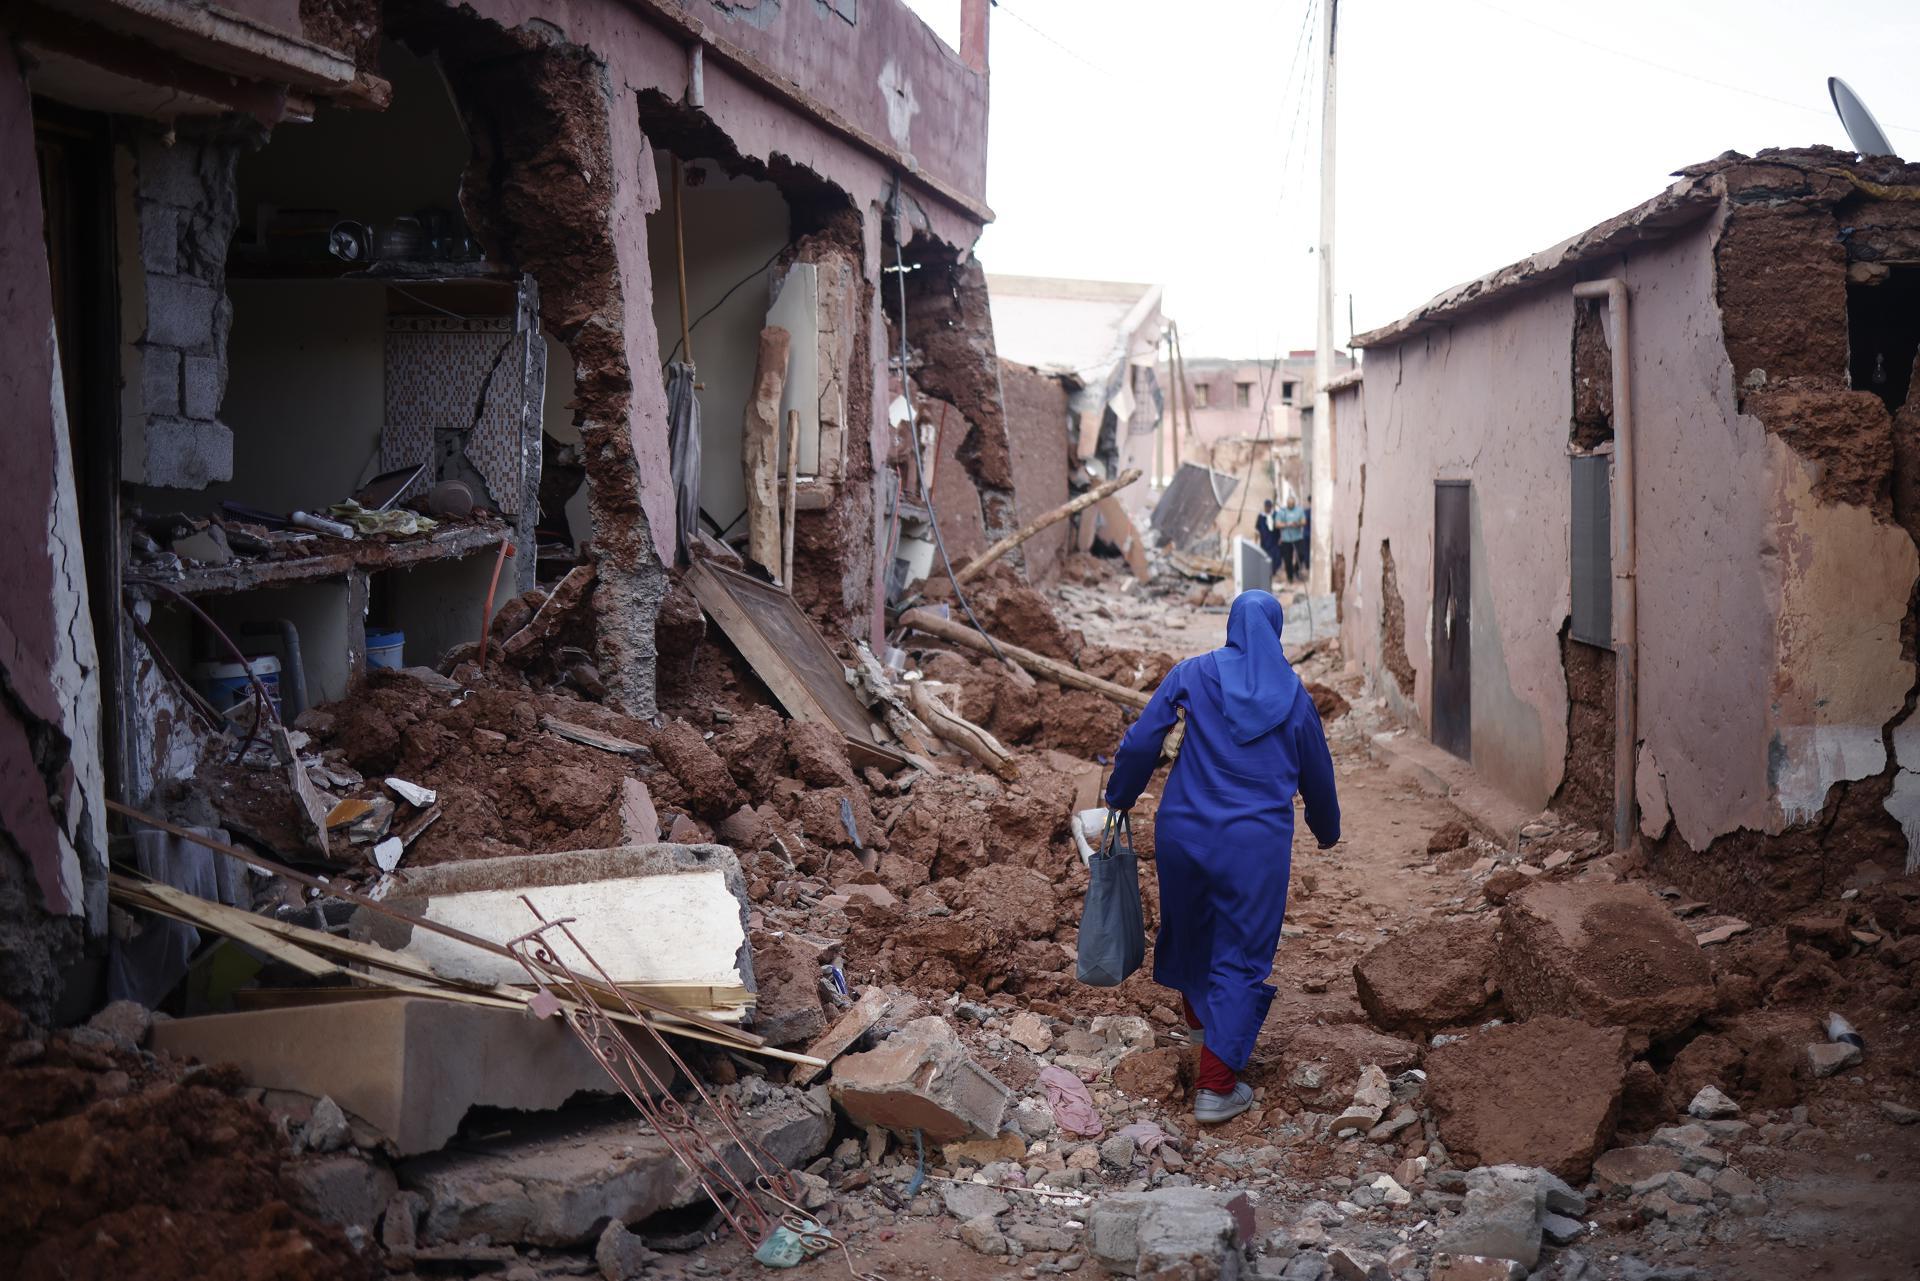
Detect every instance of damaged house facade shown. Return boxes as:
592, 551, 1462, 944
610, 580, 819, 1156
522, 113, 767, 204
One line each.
2, 0, 1009, 1019
1332, 147, 1920, 914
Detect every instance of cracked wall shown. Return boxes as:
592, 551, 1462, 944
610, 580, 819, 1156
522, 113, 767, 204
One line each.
399, 9, 672, 717
0, 47, 106, 1020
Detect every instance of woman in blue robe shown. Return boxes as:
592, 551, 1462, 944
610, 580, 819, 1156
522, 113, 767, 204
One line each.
1103, 590, 1341, 1123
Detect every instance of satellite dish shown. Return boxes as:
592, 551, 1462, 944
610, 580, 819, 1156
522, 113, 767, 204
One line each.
1829, 77, 1898, 159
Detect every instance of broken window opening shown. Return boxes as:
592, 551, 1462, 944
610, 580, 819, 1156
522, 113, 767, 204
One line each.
1193, 382, 1211, 409
1847, 262, 1920, 413
1570, 297, 1614, 451
1281, 379, 1297, 406
1235, 380, 1253, 409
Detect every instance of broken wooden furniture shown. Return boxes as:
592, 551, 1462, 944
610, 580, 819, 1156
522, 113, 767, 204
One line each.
685, 560, 908, 770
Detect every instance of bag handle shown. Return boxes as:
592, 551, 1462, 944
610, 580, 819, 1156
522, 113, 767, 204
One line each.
1096, 810, 1133, 861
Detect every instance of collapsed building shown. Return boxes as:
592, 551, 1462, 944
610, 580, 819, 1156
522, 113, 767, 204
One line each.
1, 0, 1023, 1017
1330, 147, 1920, 915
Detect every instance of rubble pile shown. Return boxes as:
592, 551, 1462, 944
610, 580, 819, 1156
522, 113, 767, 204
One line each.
0, 1000, 370, 1281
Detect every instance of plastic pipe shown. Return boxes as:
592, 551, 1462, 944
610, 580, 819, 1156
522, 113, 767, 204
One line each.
1573, 279, 1636, 852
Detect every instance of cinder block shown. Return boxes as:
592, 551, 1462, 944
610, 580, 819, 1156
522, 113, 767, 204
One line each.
140, 415, 232, 489
829, 1015, 1010, 1142
139, 345, 182, 416
138, 203, 178, 275
144, 275, 219, 349
183, 353, 225, 420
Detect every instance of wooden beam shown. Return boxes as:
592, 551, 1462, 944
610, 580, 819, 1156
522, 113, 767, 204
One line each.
743, 326, 791, 575
897, 608, 1151, 710
956, 468, 1141, 584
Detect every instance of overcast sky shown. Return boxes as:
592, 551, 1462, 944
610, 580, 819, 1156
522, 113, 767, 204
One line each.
903, 0, 1920, 358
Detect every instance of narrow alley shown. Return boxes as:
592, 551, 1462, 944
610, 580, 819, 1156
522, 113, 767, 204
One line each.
4, 3, 1920, 1281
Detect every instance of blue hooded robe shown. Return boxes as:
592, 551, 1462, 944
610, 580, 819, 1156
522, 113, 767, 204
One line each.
1103, 591, 1340, 1071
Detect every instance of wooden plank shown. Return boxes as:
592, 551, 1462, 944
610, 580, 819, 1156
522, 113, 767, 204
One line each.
743, 325, 791, 574
957, 468, 1141, 584
790, 988, 891, 1086
539, 715, 648, 758
897, 608, 1152, 711
685, 561, 906, 771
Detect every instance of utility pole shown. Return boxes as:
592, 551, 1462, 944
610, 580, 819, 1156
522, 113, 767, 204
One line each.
1308, 0, 1338, 595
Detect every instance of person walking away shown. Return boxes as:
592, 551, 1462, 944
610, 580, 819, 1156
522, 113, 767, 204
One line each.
1102, 590, 1340, 1123
1255, 500, 1281, 585
1276, 500, 1308, 582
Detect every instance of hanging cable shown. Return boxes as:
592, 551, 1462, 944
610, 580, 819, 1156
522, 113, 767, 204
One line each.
889, 176, 1009, 667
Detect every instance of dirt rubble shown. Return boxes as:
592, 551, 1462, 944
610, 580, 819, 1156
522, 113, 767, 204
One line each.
63, 554, 1920, 1281
0, 1000, 372, 1281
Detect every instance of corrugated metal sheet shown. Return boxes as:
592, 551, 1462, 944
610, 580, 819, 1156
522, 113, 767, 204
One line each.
1149, 462, 1238, 550
1571, 454, 1612, 648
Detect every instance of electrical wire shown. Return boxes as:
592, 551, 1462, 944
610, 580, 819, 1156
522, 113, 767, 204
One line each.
660, 239, 795, 371
990, 0, 1119, 81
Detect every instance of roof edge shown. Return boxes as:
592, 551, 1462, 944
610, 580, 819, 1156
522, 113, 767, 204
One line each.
1350, 173, 1725, 350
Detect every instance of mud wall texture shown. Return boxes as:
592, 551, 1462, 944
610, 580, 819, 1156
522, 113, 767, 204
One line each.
1340, 150, 1920, 916
1000, 361, 1073, 584
0, 49, 107, 1021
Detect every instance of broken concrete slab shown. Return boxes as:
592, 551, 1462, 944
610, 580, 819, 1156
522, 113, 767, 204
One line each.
1435, 1183, 1543, 1269
1589, 1144, 1681, 1198
1496, 881, 1713, 1038
1088, 1185, 1254, 1278
1352, 917, 1499, 1034
1426, 1015, 1627, 1182
353, 844, 754, 1021
1806, 1041, 1863, 1077
402, 1090, 831, 1247
286, 1150, 399, 1238
828, 1015, 1011, 1142
151, 997, 643, 1156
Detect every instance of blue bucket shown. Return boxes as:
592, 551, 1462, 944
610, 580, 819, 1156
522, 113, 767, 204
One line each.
196, 656, 281, 719
366, 629, 405, 670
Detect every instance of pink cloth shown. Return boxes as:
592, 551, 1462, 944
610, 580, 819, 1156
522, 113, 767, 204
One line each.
1038, 1065, 1104, 1137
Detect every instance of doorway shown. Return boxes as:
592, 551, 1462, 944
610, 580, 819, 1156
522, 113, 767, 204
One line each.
1432, 480, 1471, 759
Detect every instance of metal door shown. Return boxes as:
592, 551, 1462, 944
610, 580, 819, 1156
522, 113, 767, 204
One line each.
1432, 481, 1472, 759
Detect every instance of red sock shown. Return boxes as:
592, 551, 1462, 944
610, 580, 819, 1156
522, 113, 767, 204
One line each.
1195, 1045, 1237, 1093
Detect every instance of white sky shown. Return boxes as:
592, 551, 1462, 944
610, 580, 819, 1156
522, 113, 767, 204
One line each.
902, 0, 1920, 358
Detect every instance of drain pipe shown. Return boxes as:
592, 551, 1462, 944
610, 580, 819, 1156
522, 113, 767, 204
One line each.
1573, 279, 1636, 851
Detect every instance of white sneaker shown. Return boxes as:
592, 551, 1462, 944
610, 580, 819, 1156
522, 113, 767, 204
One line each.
1194, 1080, 1254, 1124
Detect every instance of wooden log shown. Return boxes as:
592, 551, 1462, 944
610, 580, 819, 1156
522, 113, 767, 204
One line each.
897, 608, 1152, 711
743, 325, 792, 574
906, 679, 1017, 780
955, 468, 1142, 584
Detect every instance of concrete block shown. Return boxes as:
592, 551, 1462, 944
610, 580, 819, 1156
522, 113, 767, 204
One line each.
139, 415, 232, 489
151, 996, 645, 1156
1434, 1184, 1542, 1269
828, 1015, 1011, 1142
402, 1089, 832, 1247
286, 1151, 398, 1235
139, 345, 182, 416
183, 353, 225, 420
138, 132, 211, 207
144, 274, 220, 349
1089, 1186, 1255, 1278
138, 202, 178, 274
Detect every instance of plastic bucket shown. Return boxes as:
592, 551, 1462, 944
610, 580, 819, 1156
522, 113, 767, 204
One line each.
196, 656, 281, 719
366, 629, 405, 671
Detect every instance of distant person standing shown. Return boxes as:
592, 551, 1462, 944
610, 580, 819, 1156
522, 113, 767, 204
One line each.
1275, 500, 1307, 582
1299, 506, 1312, 578
1255, 500, 1281, 583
